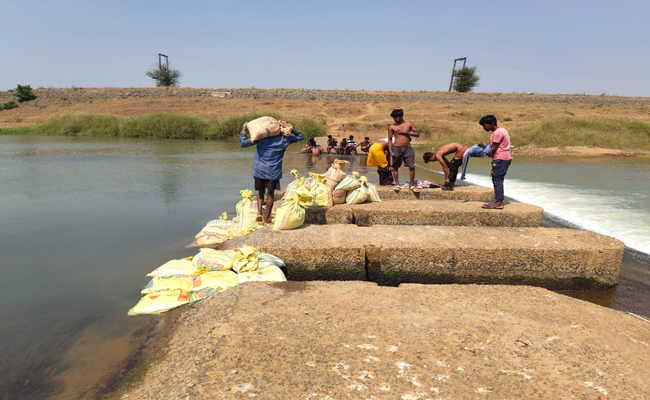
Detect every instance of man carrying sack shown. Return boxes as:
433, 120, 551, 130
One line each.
240, 120, 304, 224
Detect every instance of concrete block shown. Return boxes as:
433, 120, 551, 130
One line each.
376, 185, 494, 201
219, 224, 623, 289
303, 200, 543, 227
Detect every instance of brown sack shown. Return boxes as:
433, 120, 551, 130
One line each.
247, 116, 282, 141
332, 189, 347, 204
323, 163, 347, 191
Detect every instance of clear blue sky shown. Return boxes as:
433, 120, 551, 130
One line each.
3, 0, 649, 96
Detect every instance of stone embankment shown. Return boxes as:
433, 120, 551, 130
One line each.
3, 87, 650, 107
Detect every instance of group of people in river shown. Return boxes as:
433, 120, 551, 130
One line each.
239, 108, 512, 225
303, 135, 373, 156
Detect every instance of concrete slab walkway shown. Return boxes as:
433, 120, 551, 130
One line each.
376, 185, 495, 201
302, 200, 543, 227
124, 282, 650, 399
220, 224, 623, 289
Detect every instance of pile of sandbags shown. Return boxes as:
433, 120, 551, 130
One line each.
193, 190, 267, 248
271, 165, 381, 231
128, 246, 287, 315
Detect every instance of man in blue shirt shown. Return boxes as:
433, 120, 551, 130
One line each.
240, 123, 304, 224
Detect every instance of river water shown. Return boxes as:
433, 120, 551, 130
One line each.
1, 136, 649, 399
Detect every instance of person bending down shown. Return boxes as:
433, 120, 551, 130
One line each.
240, 122, 304, 224
423, 142, 468, 191
388, 109, 420, 192
460, 143, 492, 180
366, 139, 394, 186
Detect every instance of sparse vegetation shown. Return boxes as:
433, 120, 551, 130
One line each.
511, 117, 650, 150
32, 112, 326, 140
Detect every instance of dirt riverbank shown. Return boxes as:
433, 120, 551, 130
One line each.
1, 88, 649, 156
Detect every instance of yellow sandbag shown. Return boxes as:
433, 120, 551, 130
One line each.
335, 171, 361, 191
332, 189, 347, 205
195, 226, 231, 247
273, 195, 309, 231
303, 173, 325, 191
232, 245, 260, 273
238, 265, 287, 283
189, 286, 231, 302
147, 259, 203, 277
128, 290, 190, 315
283, 176, 306, 201
258, 252, 285, 268
366, 181, 381, 202
141, 275, 195, 294
307, 174, 333, 207
236, 189, 261, 233
192, 270, 239, 291
322, 163, 347, 191
346, 176, 371, 205
206, 212, 232, 228
193, 248, 235, 271
236, 189, 256, 215
247, 116, 282, 141
282, 170, 301, 200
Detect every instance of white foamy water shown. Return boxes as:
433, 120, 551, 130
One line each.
461, 172, 650, 256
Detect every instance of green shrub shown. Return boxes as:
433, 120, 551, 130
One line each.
37, 114, 121, 136
0, 101, 18, 111
32, 112, 327, 141
291, 118, 326, 140
0, 127, 34, 135
119, 113, 207, 139
14, 84, 37, 102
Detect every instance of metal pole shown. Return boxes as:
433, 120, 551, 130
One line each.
449, 57, 467, 92
448, 59, 458, 92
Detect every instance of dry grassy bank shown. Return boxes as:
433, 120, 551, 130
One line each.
2, 89, 650, 153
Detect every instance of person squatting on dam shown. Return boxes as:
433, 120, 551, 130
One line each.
388, 109, 420, 193
479, 115, 512, 209
239, 122, 304, 224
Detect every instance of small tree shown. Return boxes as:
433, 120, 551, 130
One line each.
453, 66, 480, 93
14, 84, 37, 102
145, 65, 182, 87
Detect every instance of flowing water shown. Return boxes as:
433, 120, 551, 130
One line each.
1, 136, 649, 399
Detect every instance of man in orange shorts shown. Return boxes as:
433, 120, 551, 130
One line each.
423, 142, 469, 191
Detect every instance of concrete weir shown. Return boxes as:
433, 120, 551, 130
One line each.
303, 200, 543, 227
220, 224, 624, 289
376, 184, 495, 201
